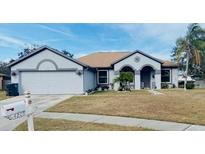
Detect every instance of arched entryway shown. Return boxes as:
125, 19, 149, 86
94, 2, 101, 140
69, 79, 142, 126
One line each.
140, 66, 155, 89
120, 66, 135, 89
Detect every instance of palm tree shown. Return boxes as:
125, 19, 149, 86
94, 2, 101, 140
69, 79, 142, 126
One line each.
113, 72, 134, 91
173, 23, 205, 90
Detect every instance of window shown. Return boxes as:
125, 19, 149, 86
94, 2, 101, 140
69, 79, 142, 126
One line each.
161, 70, 171, 83
98, 70, 108, 84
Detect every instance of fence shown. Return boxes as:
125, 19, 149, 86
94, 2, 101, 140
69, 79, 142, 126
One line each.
3, 80, 11, 90
194, 80, 205, 88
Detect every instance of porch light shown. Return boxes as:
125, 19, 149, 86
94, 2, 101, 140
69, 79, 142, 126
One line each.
11, 71, 17, 76
76, 70, 82, 76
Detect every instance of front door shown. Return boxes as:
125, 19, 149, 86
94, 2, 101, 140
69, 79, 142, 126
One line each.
141, 70, 151, 89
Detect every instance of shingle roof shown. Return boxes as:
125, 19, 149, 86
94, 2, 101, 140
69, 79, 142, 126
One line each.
162, 60, 179, 67
78, 52, 130, 68
8, 46, 178, 69
78, 51, 178, 68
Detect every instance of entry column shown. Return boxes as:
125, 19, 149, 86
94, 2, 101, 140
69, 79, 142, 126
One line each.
155, 70, 161, 89
135, 70, 141, 90
113, 71, 120, 91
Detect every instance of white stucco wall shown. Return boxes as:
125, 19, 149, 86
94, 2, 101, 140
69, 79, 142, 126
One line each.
108, 70, 115, 83
38, 61, 57, 70
171, 68, 178, 87
12, 49, 83, 70
114, 52, 161, 71
113, 52, 162, 90
155, 74, 161, 89
108, 70, 115, 89
11, 49, 83, 84
83, 69, 97, 91
11, 49, 85, 94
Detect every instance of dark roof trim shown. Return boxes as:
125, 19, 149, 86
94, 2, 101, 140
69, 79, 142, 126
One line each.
162, 65, 179, 68
0, 73, 6, 76
8, 45, 89, 68
95, 67, 113, 69
111, 50, 163, 66
0, 73, 10, 77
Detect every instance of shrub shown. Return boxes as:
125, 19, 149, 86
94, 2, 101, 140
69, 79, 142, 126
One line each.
178, 82, 184, 88
178, 81, 195, 89
186, 82, 195, 89
114, 72, 134, 91
102, 86, 109, 91
161, 83, 169, 89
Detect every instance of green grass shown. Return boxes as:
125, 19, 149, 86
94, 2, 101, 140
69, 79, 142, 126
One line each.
14, 118, 152, 131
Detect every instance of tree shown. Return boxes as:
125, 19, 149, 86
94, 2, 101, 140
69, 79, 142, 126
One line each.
18, 44, 39, 58
114, 72, 134, 91
61, 50, 74, 58
171, 23, 205, 90
0, 61, 10, 75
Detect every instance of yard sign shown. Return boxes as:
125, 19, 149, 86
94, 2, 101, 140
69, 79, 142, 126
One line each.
0, 91, 34, 131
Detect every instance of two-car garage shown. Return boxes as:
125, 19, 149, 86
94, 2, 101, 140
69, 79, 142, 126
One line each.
20, 71, 83, 94
9, 46, 95, 95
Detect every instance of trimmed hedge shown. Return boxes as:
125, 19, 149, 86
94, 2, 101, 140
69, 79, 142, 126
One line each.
186, 82, 195, 89
178, 82, 195, 89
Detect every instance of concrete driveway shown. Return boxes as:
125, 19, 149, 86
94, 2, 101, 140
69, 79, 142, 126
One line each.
0, 95, 72, 131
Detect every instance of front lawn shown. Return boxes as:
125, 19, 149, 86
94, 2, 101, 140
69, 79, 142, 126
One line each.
14, 118, 150, 131
47, 89, 205, 125
0, 91, 8, 101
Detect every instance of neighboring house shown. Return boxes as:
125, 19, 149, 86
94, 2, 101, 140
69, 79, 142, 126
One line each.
8, 46, 178, 95
0, 73, 10, 90
194, 79, 205, 88
178, 74, 196, 83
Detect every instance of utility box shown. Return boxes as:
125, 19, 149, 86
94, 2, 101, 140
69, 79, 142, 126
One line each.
6, 83, 19, 96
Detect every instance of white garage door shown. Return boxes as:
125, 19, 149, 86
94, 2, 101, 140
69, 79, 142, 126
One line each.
20, 71, 83, 94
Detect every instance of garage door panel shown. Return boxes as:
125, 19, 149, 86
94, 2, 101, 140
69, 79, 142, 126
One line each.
20, 72, 83, 94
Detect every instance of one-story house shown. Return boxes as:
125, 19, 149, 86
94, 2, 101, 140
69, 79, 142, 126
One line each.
8, 46, 179, 95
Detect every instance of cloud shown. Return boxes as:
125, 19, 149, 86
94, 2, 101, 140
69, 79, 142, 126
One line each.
0, 34, 29, 48
74, 53, 88, 58
37, 24, 75, 38
104, 23, 193, 60
98, 33, 119, 43
114, 23, 188, 44
33, 38, 68, 45
151, 50, 171, 60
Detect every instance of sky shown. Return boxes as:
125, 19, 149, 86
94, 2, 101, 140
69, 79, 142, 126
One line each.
0, 23, 204, 62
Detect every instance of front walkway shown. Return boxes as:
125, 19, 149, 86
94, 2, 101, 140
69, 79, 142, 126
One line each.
37, 112, 205, 131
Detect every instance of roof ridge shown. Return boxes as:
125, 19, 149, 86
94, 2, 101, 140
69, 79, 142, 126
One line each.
8, 45, 89, 68
87, 51, 131, 54
96, 51, 131, 53
78, 51, 131, 59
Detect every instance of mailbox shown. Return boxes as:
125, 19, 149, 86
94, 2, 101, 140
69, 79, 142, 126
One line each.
0, 100, 26, 117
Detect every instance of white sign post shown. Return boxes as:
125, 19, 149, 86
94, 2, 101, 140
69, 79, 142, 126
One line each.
25, 91, 34, 131
0, 91, 35, 131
